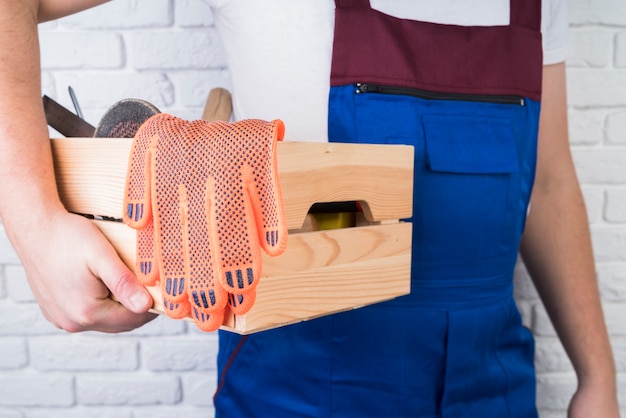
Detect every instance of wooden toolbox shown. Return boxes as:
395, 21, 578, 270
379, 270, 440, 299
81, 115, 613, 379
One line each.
51, 138, 414, 334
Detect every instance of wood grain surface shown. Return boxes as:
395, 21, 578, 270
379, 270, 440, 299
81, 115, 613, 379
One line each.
52, 138, 414, 333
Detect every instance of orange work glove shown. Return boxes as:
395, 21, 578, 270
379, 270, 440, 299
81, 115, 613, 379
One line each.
123, 113, 287, 331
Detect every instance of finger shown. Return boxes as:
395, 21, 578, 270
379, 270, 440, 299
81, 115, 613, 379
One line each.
246, 119, 288, 256
59, 298, 157, 334
184, 174, 229, 314
123, 114, 168, 228
162, 297, 192, 320
129, 141, 159, 285
228, 289, 256, 316
93, 302, 157, 334
124, 140, 158, 286
208, 165, 261, 296
151, 119, 189, 306
221, 192, 261, 294
191, 306, 225, 332
135, 221, 159, 286
89, 237, 154, 314
179, 139, 228, 321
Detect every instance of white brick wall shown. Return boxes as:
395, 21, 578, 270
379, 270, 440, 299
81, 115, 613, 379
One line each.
0, 0, 624, 416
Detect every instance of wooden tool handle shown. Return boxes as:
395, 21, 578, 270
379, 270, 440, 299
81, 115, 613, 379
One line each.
202, 87, 233, 122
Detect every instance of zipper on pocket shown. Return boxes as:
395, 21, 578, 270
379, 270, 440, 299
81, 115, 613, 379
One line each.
355, 83, 525, 106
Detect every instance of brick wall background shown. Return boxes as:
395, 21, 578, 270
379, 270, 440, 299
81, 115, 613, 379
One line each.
0, 0, 624, 416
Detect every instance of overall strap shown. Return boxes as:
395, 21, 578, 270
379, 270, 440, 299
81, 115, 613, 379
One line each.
510, 0, 542, 31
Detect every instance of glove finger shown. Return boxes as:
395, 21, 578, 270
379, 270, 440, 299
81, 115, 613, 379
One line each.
220, 207, 260, 296
180, 172, 228, 314
244, 119, 288, 257
191, 306, 225, 332
228, 289, 256, 316
207, 164, 261, 295
136, 221, 159, 286
162, 297, 192, 320
116, 113, 159, 284
123, 114, 165, 228
151, 120, 189, 306
211, 119, 287, 295
252, 119, 287, 256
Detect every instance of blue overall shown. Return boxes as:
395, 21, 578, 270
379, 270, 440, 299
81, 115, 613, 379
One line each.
215, 1, 543, 416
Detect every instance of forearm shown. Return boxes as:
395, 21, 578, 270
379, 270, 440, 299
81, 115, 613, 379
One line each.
520, 177, 615, 388
519, 63, 616, 391
0, 0, 107, 248
0, 0, 64, 235
38, 0, 110, 23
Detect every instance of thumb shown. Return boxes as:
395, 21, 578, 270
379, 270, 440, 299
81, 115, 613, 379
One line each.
90, 237, 154, 313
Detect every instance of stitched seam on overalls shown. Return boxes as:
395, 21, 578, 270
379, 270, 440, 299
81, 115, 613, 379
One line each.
213, 335, 249, 402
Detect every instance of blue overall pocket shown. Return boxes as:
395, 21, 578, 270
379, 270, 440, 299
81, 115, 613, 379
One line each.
331, 83, 537, 283
417, 113, 520, 273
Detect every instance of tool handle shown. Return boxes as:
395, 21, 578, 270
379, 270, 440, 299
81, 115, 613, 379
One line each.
202, 87, 233, 122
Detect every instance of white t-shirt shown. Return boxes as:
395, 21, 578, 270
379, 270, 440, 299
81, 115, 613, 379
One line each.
208, 0, 569, 142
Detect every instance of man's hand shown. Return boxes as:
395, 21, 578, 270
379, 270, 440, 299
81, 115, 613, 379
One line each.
568, 382, 620, 418
11, 209, 156, 333
0, 0, 153, 333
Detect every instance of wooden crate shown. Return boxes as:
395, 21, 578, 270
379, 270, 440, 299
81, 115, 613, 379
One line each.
51, 138, 413, 334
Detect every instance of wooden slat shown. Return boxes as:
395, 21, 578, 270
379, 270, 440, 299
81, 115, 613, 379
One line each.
51, 138, 414, 229
94, 219, 412, 334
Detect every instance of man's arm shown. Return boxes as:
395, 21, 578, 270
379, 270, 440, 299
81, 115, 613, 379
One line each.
37, 0, 109, 22
519, 62, 619, 416
0, 0, 155, 332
